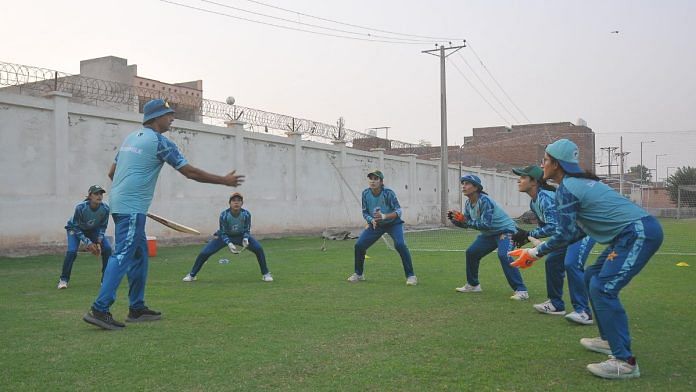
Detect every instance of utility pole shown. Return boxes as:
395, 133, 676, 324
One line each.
599, 146, 618, 178
423, 42, 467, 225
616, 137, 630, 196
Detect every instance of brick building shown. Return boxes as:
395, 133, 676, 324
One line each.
354, 121, 595, 172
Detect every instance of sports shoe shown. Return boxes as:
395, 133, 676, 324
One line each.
83, 308, 126, 330
57, 280, 68, 289
126, 307, 162, 322
262, 273, 274, 282
580, 337, 612, 355
346, 273, 365, 283
182, 273, 197, 282
406, 275, 418, 286
587, 356, 640, 379
566, 311, 594, 325
455, 283, 482, 293
533, 299, 565, 315
510, 290, 529, 301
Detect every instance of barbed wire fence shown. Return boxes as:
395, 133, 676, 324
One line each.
0, 60, 422, 153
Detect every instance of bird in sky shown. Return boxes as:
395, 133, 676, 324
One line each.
610, 30, 620, 34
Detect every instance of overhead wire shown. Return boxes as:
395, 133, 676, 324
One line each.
455, 51, 519, 123
447, 58, 512, 126
239, 0, 464, 41
466, 42, 531, 122
161, 0, 450, 45
200, 0, 439, 43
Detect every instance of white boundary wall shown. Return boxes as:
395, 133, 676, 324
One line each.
0, 91, 530, 253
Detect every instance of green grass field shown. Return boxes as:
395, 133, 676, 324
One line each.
1, 220, 695, 391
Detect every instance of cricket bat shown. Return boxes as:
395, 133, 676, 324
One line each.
146, 213, 201, 235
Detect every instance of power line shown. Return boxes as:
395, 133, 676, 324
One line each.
161, 0, 440, 44
200, 0, 439, 43
466, 42, 531, 122
447, 58, 512, 126
455, 51, 519, 123
239, 0, 465, 41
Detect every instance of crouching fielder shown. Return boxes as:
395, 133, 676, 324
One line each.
509, 139, 663, 379
183, 192, 272, 282
512, 165, 596, 323
348, 170, 417, 286
450, 174, 529, 300
57, 185, 112, 289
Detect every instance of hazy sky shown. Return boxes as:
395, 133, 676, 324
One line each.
3, 0, 695, 179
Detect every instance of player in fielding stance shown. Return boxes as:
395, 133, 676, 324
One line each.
183, 192, 272, 282
57, 185, 111, 289
512, 165, 596, 323
348, 170, 417, 286
449, 174, 529, 300
83, 99, 244, 331
509, 139, 663, 379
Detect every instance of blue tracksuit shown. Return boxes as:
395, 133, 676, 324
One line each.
528, 190, 595, 312
354, 186, 414, 277
536, 176, 663, 361
451, 194, 526, 291
189, 208, 269, 276
92, 127, 188, 313
60, 200, 112, 282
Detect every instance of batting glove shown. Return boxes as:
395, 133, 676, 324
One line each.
242, 238, 249, 248
228, 243, 239, 254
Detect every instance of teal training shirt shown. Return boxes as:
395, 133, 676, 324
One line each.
528, 189, 558, 239
462, 194, 517, 236
109, 128, 188, 214
216, 208, 252, 244
537, 176, 648, 256
361, 187, 404, 226
65, 200, 110, 244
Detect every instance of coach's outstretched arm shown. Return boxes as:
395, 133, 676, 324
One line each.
178, 164, 245, 187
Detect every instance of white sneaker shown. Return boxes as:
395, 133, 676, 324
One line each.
57, 280, 68, 289
346, 273, 365, 283
262, 273, 274, 282
587, 356, 640, 379
406, 275, 418, 286
510, 290, 529, 301
533, 299, 565, 315
455, 283, 482, 293
580, 337, 612, 355
566, 311, 594, 325
182, 274, 197, 282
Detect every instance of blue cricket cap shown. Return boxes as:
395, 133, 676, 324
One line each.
545, 139, 584, 174
143, 99, 175, 124
460, 174, 483, 191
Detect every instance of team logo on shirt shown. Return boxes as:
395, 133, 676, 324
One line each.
606, 251, 619, 261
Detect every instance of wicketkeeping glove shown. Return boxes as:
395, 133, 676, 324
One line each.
228, 243, 239, 254
447, 210, 466, 224
508, 247, 539, 269
511, 229, 530, 247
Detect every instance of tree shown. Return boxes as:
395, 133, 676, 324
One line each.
665, 166, 696, 207
629, 165, 652, 182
